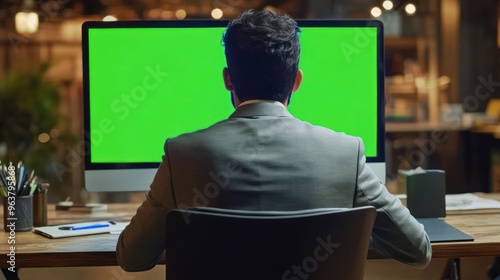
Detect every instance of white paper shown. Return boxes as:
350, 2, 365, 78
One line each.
398, 167, 427, 176
446, 193, 500, 211
34, 221, 129, 239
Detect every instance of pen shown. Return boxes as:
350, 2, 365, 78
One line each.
0, 164, 9, 191
28, 180, 39, 196
23, 176, 38, 196
17, 162, 24, 195
58, 223, 110, 231
26, 170, 34, 187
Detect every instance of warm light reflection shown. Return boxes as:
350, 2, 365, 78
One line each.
405, 3, 416, 15
15, 12, 39, 34
148, 9, 161, 19
38, 133, 50, 143
161, 10, 173, 19
370, 7, 382, 18
175, 9, 187, 20
50, 128, 60, 138
211, 8, 223, 19
103, 15, 118, 21
382, 0, 394, 10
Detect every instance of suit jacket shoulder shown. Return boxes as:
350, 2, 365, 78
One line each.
165, 103, 362, 210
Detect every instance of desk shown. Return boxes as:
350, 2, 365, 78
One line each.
0, 203, 139, 268
369, 193, 500, 260
2, 195, 500, 268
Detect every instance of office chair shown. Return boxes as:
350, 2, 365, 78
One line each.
165, 206, 376, 280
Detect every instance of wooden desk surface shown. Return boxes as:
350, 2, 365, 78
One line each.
2, 195, 500, 268
369, 193, 500, 259
0, 203, 139, 268
431, 193, 500, 258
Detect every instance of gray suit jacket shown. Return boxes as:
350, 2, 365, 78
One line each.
117, 102, 431, 271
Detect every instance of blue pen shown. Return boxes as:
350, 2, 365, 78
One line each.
59, 223, 110, 231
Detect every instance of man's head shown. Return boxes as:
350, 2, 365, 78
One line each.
222, 10, 302, 106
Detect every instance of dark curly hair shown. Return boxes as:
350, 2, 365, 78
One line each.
222, 10, 301, 103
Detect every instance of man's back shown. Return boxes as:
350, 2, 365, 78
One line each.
168, 102, 360, 210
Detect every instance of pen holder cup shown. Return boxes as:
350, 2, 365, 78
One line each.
33, 191, 47, 227
3, 196, 33, 232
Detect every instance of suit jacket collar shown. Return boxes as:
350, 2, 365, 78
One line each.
229, 102, 293, 118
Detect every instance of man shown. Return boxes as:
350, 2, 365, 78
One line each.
117, 10, 431, 271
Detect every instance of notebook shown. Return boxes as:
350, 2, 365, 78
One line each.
34, 221, 129, 239
417, 218, 474, 243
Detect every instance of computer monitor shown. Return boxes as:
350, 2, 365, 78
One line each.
82, 19, 385, 192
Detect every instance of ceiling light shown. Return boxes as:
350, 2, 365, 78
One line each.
382, 1, 394, 10
405, 3, 416, 15
211, 8, 223, 19
15, 12, 39, 34
370, 7, 382, 18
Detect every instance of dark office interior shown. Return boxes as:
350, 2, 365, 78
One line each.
1, 0, 500, 279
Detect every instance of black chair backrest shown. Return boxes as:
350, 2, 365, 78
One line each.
165, 206, 376, 280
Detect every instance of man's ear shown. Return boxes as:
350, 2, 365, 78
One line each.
292, 69, 303, 93
223, 67, 234, 91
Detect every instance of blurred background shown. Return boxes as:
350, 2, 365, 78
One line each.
0, 0, 499, 202
1, 1, 500, 279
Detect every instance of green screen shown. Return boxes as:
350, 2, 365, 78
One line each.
289, 27, 378, 156
87, 26, 379, 163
